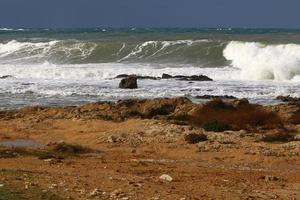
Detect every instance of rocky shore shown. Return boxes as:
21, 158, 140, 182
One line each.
1, 97, 300, 199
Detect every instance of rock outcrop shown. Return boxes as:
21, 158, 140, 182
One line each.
161, 74, 213, 81
115, 73, 213, 81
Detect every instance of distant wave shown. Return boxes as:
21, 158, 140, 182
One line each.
0, 28, 25, 31
224, 41, 300, 81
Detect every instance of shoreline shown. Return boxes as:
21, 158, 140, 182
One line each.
1, 97, 300, 199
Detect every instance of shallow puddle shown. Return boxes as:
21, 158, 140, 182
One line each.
0, 139, 43, 148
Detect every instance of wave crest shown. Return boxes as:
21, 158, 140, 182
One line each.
224, 41, 300, 80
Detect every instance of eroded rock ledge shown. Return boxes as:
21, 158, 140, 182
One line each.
1, 97, 300, 131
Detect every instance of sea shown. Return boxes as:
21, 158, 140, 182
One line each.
0, 27, 300, 109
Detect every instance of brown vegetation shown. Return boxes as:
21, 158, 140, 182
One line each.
189, 98, 283, 131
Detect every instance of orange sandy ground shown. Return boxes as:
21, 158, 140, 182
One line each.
0, 118, 300, 199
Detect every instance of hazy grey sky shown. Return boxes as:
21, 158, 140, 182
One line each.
0, 0, 299, 28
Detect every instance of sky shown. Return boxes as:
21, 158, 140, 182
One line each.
0, 0, 299, 28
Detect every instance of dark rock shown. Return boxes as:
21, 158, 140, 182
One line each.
276, 95, 300, 103
0, 75, 14, 79
173, 75, 186, 79
136, 75, 158, 80
184, 133, 208, 144
187, 75, 213, 81
119, 75, 138, 89
195, 95, 237, 100
115, 74, 158, 80
162, 73, 173, 79
175, 75, 213, 81
115, 74, 212, 81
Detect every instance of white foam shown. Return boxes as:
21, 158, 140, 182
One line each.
223, 41, 300, 80
0, 40, 58, 57
118, 39, 209, 61
0, 40, 96, 64
0, 28, 24, 31
0, 62, 234, 81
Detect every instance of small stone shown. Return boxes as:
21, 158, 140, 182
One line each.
110, 189, 122, 198
293, 134, 300, 141
108, 135, 118, 143
261, 175, 281, 182
49, 183, 57, 189
24, 182, 29, 190
0, 184, 4, 187
159, 174, 173, 182
89, 188, 101, 197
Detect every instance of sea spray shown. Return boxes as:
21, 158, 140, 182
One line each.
224, 41, 300, 80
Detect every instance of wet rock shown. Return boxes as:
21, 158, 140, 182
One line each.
276, 95, 300, 103
180, 75, 213, 81
184, 133, 207, 144
161, 74, 213, 81
119, 75, 138, 89
0, 75, 14, 79
195, 95, 237, 100
162, 73, 173, 79
159, 174, 173, 182
115, 74, 159, 80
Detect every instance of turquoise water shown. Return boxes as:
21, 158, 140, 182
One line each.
0, 28, 300, 108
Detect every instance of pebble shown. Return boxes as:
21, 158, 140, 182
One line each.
89, 188, 101, 197
262, 175, 281, 182
159, 174, 173, 182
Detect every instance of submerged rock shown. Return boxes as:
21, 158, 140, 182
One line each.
119, 75, 138, 89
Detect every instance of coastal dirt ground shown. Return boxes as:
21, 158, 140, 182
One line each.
1, 98, 300, 199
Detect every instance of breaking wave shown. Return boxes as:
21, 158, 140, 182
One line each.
224, 41, 300, 81
0, 39, 227, 66
1, 38, 300, 81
